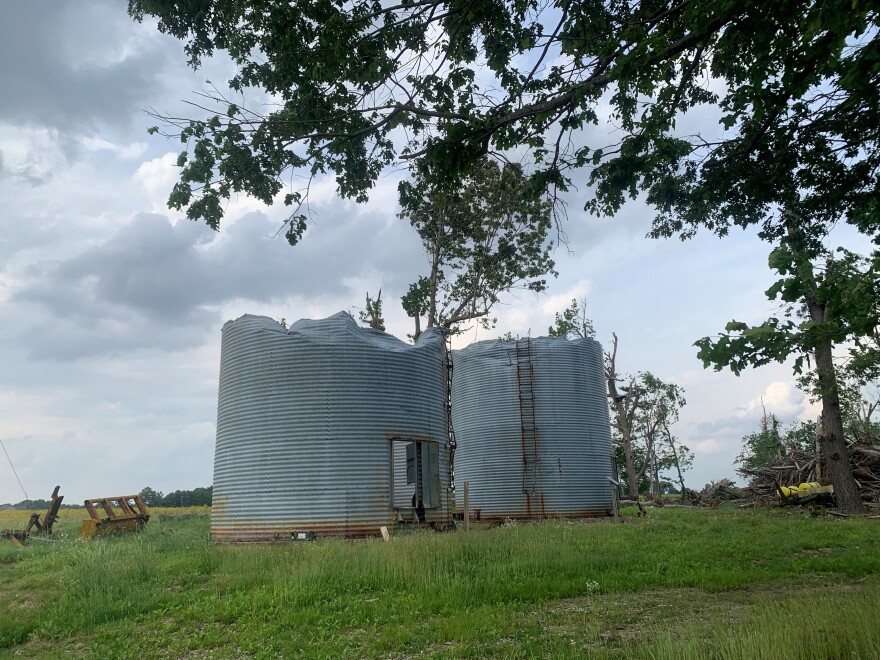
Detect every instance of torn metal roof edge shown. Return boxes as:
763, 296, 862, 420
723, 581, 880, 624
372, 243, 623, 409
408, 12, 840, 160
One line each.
222, 311, 443, 351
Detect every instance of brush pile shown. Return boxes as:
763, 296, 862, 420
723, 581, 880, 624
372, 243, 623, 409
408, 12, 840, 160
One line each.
679, 479, 743, 506
738, 442, 880, 506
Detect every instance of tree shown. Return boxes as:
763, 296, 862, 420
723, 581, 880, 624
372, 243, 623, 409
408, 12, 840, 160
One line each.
602, 330, 687, 498
696, 240, 878, 512
158, 486, 214, 507
849, 383, 880, 445
604, 333, 641, 498
548, 297, 595, 339
631, 372, 687, 496
129, 1, 878, 244
736, 402, 786, 474
139, 487, 164, 507
358, 289, 386, 331
399, 159, 555, 339
141, 486, 213, 507
736, 406, 822, 487
131, 0, 876, 504
611, 425, 690, 496
659, 423, 693, 495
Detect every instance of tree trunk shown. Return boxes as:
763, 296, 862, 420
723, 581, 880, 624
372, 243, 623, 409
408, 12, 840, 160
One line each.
605, 333, 640, 499
638, 430, 656, 495
788, 221, 864, 513
622, 433, 639, 499
801, 270, 865, 513
665, 424, 686, 494
651, 447, 663, 495
426, 213, 444, 330
615, 395, 639, 499
813, 335, 865, 513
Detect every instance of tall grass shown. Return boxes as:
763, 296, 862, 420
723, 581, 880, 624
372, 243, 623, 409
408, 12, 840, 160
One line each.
1, 507, 878, 658
646, 584, 880, 660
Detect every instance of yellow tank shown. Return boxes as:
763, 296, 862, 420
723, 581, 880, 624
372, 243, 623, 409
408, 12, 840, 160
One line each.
778, 482, 834, 504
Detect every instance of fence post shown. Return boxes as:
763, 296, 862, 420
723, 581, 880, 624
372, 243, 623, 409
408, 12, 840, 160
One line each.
463, 481, 470, 532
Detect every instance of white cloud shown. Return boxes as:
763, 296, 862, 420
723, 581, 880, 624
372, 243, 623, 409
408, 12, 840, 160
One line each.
475, 280, 594, 342
132, 152, 182, 213
741, 381, 805, 418
798, 395, 823, 424
540, 280, 593, 316
0, 125, 68, 184
81, 136, 148, 160
693, 439, 725, 454
131, 152, 286, 220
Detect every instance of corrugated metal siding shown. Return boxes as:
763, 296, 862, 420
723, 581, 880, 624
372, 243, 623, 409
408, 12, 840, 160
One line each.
452, 337, 614, 520
212, 312, 450, 541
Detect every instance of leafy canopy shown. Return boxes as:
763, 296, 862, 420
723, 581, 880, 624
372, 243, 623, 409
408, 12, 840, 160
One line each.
736, 412, 801, 475
129, 0, 878, 243
548, 297, 595, 339
613, 371, 688, 494
358, 290, 386, 331
399, 158, 555, 336
695, 245, 880, 377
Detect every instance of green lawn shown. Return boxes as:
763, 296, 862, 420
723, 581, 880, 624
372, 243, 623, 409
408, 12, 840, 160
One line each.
1, 506, 879, 658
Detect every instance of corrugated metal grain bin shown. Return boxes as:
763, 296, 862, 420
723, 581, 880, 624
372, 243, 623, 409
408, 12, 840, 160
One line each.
212, 312, 451, 541
452, 337, 614, 520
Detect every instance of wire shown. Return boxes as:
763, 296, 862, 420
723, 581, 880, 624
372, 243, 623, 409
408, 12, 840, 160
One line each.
0, 437, 28, 501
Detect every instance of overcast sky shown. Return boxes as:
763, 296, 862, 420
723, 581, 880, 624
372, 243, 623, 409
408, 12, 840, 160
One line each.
0, 2, 872, 505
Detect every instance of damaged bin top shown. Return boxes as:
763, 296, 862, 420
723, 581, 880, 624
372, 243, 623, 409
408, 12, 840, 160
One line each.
228, 311, 443, 350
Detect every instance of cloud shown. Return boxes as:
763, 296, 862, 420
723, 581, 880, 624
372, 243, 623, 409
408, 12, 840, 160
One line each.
678, 376, 820, 477
9, 200, 425, 360
0, 1, 171, 135
693, 439, 725, 455
540, 281, 593, 316
799, 396, 823, 424
81, 136, 148, 160
133, 153, 190, 213
740, 381, 805, 417
691, 381, 810, 443
0, 126, 64, 186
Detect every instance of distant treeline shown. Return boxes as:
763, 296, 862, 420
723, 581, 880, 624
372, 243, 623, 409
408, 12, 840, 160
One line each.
0, 499, 80, 511
138, 486, 212, 507
1, 486, 213, 511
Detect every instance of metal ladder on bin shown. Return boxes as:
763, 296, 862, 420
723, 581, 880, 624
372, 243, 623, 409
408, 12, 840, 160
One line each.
515, 338, 539, 495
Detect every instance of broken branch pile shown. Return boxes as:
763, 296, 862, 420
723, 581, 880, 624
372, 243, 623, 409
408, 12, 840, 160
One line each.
679, 479, 743, 507
739, 442, 880, 505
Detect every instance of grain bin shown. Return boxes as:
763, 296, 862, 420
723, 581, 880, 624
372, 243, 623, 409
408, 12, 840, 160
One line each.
211, 312, 451, 541
452, 337, 614, 520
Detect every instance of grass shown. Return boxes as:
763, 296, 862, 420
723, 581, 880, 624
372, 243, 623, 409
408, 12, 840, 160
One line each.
1, 505, 879, 658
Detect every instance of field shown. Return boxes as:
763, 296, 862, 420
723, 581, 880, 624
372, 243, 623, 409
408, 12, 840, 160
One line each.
1, 505, 879, 659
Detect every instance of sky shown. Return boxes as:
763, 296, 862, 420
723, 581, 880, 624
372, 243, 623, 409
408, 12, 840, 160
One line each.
0, 1, 872, 505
